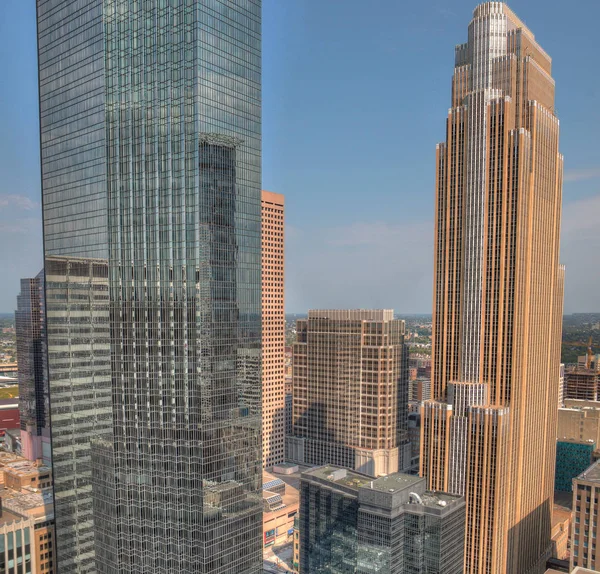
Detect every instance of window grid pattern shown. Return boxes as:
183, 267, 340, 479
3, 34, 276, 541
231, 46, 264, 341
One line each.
90, 1, 263, 573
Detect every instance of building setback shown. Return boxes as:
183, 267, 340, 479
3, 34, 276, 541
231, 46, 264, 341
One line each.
261, 191, 285, 468
288, 310, 408, 477
37, 1, 263, 572
421, 3, 564, 573
299, 466, 465, 574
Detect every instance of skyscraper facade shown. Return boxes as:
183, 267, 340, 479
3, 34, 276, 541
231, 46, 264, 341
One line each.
421, 3, 564, 573
15, 270, 51, 464
37, 1, 262, 573
261, 190, 285, 468
288, 310, 408, 477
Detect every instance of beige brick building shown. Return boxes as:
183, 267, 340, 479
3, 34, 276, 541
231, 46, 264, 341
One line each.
288, 309, 407, 477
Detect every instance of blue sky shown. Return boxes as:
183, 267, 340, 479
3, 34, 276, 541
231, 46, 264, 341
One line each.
1, 0, 599, 313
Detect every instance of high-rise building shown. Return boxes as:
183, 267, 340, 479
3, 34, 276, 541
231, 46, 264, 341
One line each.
288, 310, 408, 477
261, 191, 285, 468
15, 271, 51, 464
421, 3, 564, 573
571, 460, 600, 570
37, 1, 262, 573
300, 466, 466, 574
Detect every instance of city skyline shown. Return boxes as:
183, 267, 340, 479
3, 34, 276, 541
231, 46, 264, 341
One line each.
1, 0, 599, 314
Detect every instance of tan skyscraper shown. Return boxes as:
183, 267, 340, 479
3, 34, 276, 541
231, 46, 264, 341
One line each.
262, 191, 286, 468
421, 3, 564, 573
288, 310, 408, 477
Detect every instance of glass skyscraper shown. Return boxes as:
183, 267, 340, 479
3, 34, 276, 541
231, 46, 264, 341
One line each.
37, 1, 262, 572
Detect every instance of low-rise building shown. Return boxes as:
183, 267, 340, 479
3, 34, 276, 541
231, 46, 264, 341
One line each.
551, 505, 571, 560
3, 460, 52, 492
262, 471, 299, 549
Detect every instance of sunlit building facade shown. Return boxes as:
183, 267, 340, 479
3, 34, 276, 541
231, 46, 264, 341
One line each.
261, 191, 285, 468
288, 310, 408, 477
421, 3, 564, 573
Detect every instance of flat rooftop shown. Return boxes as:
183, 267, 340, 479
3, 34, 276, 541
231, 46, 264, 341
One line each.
3, 460, 52, 477
303, 466, 373, 491
1, 490, 54, 520
371, 473, 423, 493
577, 460, 600, 483
307, 309, 394, 322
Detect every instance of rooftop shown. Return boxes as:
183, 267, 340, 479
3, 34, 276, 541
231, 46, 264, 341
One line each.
370, 473, 423, 493
307, 309, 395, 322
576, 460, 600, 483
1, 489, 54, 520
3, 460, 52, 477
302, 466, 373, 491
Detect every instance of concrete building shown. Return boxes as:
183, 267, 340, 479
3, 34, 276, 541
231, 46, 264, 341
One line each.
300, 466, 465, 574
262, 471, 298, 549
558, 399, 600, 445
571, 460, 600, 570
2, 459, 53, 492
550, 505, 571, 561
262, 191, 285, 468
288, 310, 408, 476
421, 3, 564, 572
564, 367, 600, 402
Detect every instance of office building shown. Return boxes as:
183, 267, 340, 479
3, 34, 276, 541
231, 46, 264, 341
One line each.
37, 1, 262, 572
564, 367, 600, 401
45, 257, 112, 572
262, 191, 285, 468
554, 440, 595, 492
421, 3, 564, 573
300, 466, 465, 574
571, 460, 600, 570
288, 310, 408, 476
15, 272, 51, 464
558, 399, 600, 444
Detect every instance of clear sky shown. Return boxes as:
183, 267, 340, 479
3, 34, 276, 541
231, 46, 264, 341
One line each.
0, 0, 599, 313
